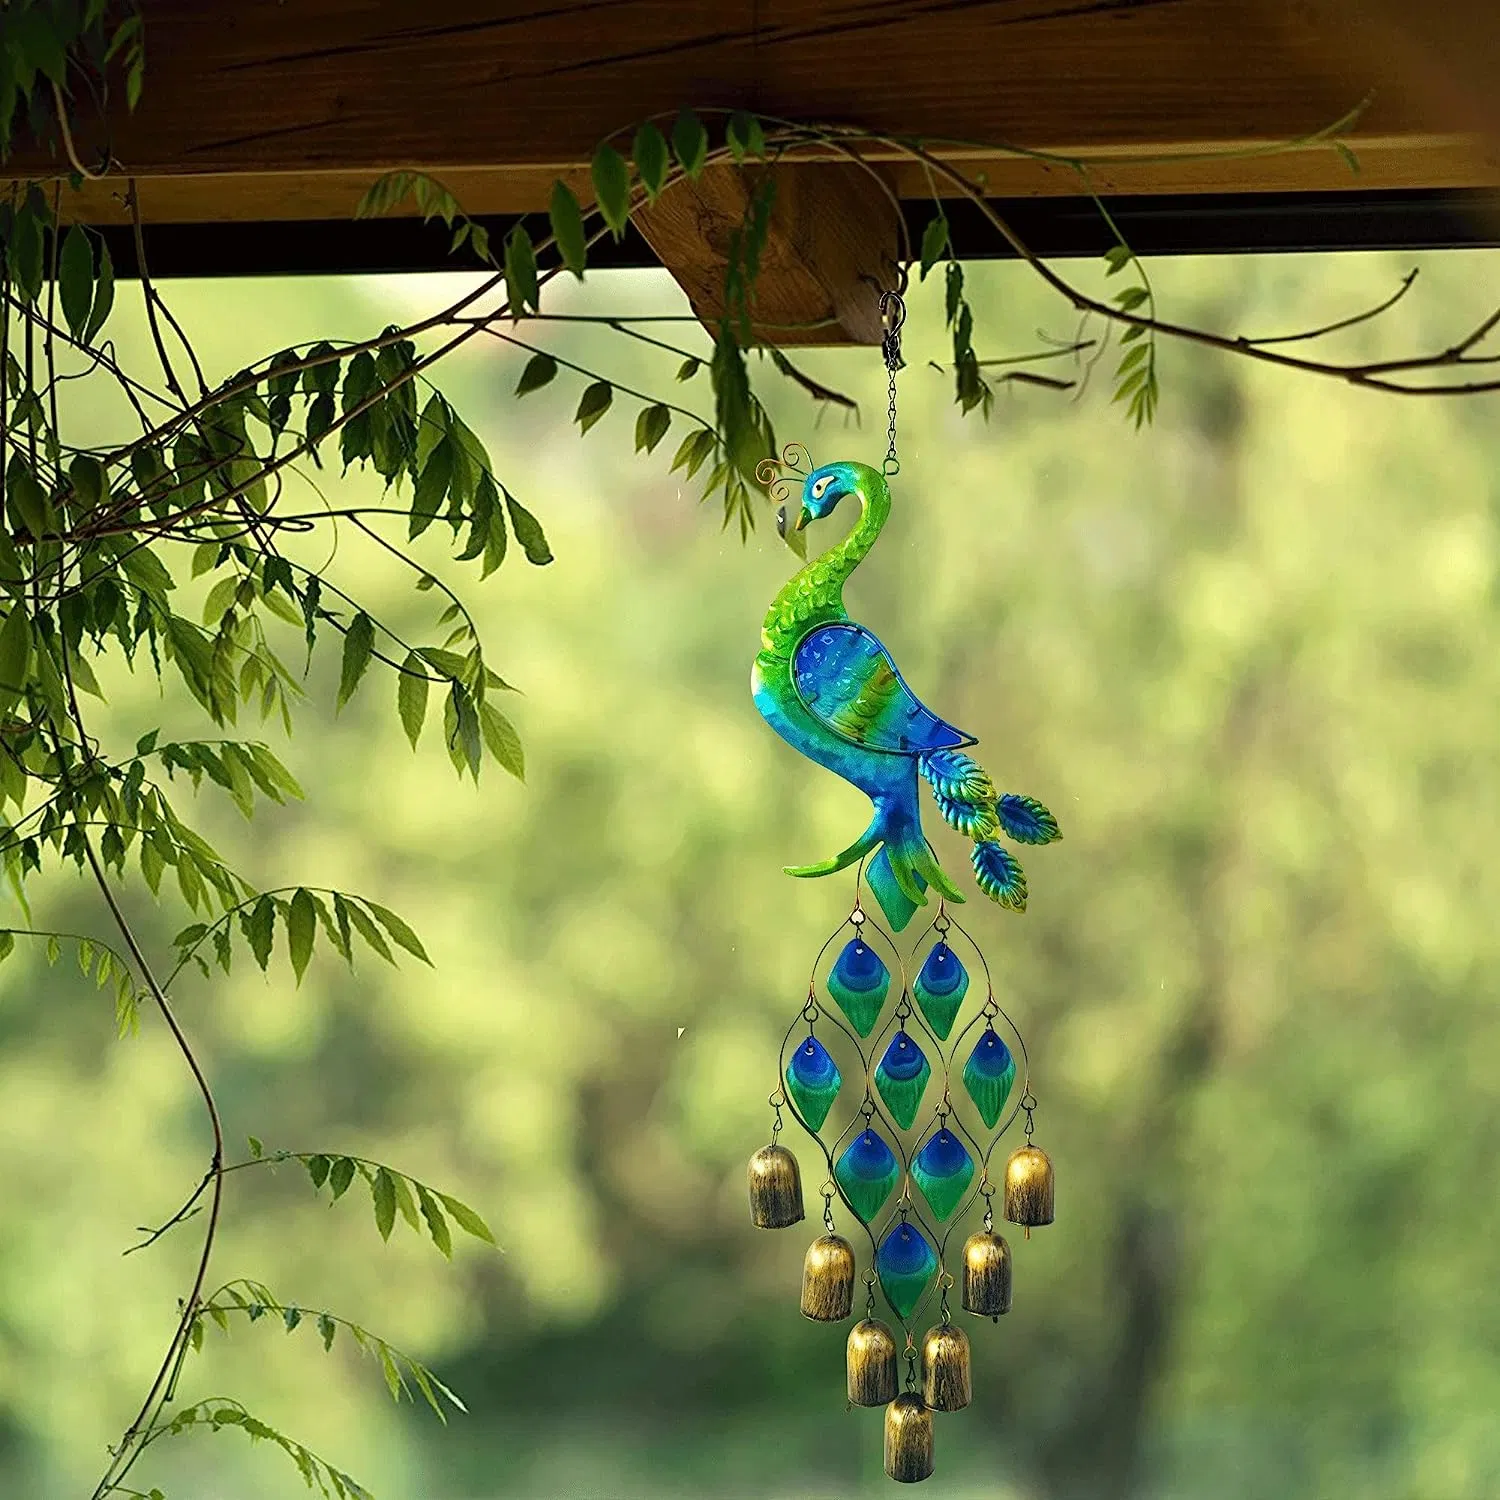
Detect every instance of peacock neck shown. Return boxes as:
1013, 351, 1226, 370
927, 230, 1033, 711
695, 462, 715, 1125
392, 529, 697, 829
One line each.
760, 470, 892, 658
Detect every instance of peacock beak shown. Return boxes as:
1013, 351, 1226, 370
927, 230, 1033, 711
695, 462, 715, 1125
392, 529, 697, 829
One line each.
794, 505, 811, 532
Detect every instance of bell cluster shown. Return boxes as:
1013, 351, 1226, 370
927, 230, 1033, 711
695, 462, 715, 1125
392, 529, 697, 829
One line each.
748, 1139, 1055, 1483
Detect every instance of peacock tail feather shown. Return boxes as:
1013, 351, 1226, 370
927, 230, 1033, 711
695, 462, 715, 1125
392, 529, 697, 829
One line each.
918, 749, 995, 806
996, 793, 1062, 846
932, 787, 999, 842
972, 840, 1028, 911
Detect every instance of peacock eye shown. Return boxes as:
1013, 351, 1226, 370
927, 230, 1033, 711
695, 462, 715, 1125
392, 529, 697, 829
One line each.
811, 476, 833, 500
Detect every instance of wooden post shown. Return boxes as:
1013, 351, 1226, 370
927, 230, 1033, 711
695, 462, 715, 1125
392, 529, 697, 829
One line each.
632, 163, 902, 347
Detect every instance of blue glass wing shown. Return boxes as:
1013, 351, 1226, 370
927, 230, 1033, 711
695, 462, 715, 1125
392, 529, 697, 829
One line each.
792, 623, 973, 755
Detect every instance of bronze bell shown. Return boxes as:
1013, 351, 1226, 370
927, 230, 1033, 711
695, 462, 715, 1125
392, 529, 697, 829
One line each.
748, 1143, 804, 1229
921, 1323, 972, 1412
961, 1230, 1012, 1318
847, 1318, 899, 1406
884, 1391, 935, 1483
1003, 1144, 1054, 1233
800, 1234, 855, 1320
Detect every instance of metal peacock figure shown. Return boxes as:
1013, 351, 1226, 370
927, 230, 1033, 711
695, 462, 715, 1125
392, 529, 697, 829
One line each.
746, 294, 1060, 1486
751, 450, 1061, 932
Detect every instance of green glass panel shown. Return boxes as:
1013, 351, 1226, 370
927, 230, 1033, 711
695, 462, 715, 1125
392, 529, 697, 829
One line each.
826, 937, 889, 1037
910, 1128, 975, 1221
873, 1030, 930, 1130
877, 1221, 937, 1320
912, 940, 969, 1040
834, 1128, 899, 1224
784, 1034, 841, 1133
962, 1027, 1016, 1130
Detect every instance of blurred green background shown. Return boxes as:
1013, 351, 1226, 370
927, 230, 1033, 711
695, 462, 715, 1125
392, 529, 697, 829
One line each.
2, 244, 1500, 1499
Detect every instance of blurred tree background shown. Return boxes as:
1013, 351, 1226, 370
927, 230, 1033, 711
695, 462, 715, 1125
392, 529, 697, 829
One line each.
1, 244, 1498, 1499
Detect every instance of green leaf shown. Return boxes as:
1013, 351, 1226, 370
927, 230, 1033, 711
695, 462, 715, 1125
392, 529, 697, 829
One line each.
503, 223, 539, 315
344, 900, 394, 964
633, 122, 670, 202
287, 888, 316, 984
676, 356, 700, 382
671, 111, 708, 179
67, 454, 106, 509
590, 146, 631, 238
549, 180, 588, 277
372, 1167, 397, 1241
726, 110, 766, 162
392, 1172, 422, 1232
919, 213, 949, 280
84, 238, 115, 342
58, 225, 94, 338
365, 903, 430, 965
7, 203, 43, 303
338, 613, 375, 708
514, 352, 558, 397
1104, 243, 1134, 275
416, 1185, 453, 1258
0, 606, 33, 717
329, 1157, 356, 1200
479, 700, 524, 781
945, 260, 965, 326
1335, 140, 1361, 175
319, 1313, 337, 1351
246, 894, 276, 970
305, 1154, 331, 1190
436, 1191, 496, 1246
1114, 285, 1149, 311
503, 491, 552, 565
248, 1135, 264, 1158
398, 654, 428, 749
574, 380, 613, 434
6, 455, 53, 540
634, 402, 672, 455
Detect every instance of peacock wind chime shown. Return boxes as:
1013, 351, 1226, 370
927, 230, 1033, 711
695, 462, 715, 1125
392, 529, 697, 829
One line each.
746, 292, 1061, 1483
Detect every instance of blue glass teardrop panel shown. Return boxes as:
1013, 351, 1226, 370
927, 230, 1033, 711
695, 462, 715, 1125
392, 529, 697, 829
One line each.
963, 1026, 1017, 1130
826, 938, 890, 1037
873, 1030, 930, 1130
910, 1127, 975, 1221
784, 1034, 842, 1134
912, 941, 969, 1039
834, 1128, 900, 1224
877, 1221, 938, 1320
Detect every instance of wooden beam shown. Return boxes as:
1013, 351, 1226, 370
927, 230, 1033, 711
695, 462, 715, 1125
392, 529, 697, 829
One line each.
632, 164, 900, 345
8, 0, 1498, 226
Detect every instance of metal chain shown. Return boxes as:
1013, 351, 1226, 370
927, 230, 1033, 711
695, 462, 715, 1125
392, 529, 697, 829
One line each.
879, 290, 905, 478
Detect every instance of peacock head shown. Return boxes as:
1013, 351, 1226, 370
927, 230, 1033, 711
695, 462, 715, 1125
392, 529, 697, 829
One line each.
787, 461, 882, 534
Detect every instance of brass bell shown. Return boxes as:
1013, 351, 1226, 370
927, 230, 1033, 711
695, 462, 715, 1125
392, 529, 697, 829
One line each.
846, 1318, 898, 1406
920, 1323, 972, 1412
883, 1391, 935, 1483
961, 1230, 1012, 1318
800, 1234, 855, 1321
1003, 1144, 1054, 1233
748, 1143, 804, 1229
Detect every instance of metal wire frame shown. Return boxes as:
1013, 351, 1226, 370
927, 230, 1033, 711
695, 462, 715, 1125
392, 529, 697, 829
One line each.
770, 868, 1039, 1333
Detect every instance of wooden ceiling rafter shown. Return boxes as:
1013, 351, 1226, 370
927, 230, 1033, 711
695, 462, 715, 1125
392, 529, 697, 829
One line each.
2, 0, 1497, 343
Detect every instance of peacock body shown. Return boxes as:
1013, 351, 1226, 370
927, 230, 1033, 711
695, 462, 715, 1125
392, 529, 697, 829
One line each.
751, 460, 1059, 930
